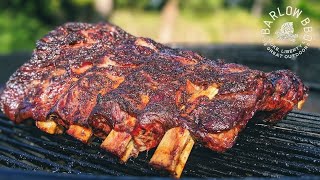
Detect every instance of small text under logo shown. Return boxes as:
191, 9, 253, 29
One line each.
261, 6, 312, 59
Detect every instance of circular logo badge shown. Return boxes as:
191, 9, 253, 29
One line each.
261, 6, 312, 59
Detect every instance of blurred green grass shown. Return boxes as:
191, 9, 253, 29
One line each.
0, 0, 319, 54
0, 11, 50, 53
111, 8, 319, 45
102, 9, 266, 44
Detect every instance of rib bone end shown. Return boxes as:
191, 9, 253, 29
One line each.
66, 125, 93, 143
101, 130, 138, 163
149, 127, 194, 178
298, 99, 305, 110
36, 120, 64, 134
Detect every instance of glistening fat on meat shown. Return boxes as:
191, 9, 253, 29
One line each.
0, 22, 308, 178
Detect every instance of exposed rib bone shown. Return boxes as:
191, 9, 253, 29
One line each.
66, 125, 93, 143
36, 120, 64, 134
298, 99, 305, 110
120, 140, 135, 162
175, 135, 194, 177
101, 130, 138, 162
186, 80, 219, 103
149, 127, 194, 178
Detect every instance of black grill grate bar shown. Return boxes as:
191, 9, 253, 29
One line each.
287, 113, 320, 122
185, 115, 320, 176
182, 114, 320, 177
234, 133, 320, 174
0, 117, 240, 177
0, 133, 128, 176
0, 154, 38, 171
291, 110, 320, 118
0, 146, 73, 173
0, 123, 316, 176
229, 144, 315, 172
0, 120, 160, 176
0, 111, 320, 178
190, 150, 288, 177
233, 139, 320, 173
251, 124, 320, 147
245, 125, 320, 155
275, 122, 320, 135
282, 117, 320, 130
286, 113, 320, 123
238, 136, 320, 165
192, 138, 317, 176
0, 136, 83, 174
190, 156, 264, 177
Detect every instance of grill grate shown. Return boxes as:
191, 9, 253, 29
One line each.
0, 111, 320, 178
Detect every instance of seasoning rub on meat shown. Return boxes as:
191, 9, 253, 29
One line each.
0, 22, 308, 178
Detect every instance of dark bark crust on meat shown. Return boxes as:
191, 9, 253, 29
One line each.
0, 22, 308, 152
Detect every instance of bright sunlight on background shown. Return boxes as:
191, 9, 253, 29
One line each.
0, 0, 319, 54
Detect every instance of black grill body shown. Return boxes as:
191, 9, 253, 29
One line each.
0, 110, 320, 178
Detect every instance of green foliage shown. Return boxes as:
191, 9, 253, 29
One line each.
0, 11, 49, 53
0, 0, 319, 54
71, 0, 93, 6
298, 0, 320, 20
114, 0, 151, 10
180, 0, 223, 14
0, 0, 100, 54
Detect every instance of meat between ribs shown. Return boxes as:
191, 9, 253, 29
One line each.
0, 22, 308, 178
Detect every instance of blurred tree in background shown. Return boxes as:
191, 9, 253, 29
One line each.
0, 0, 319, 54
0, 0, 96, 53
